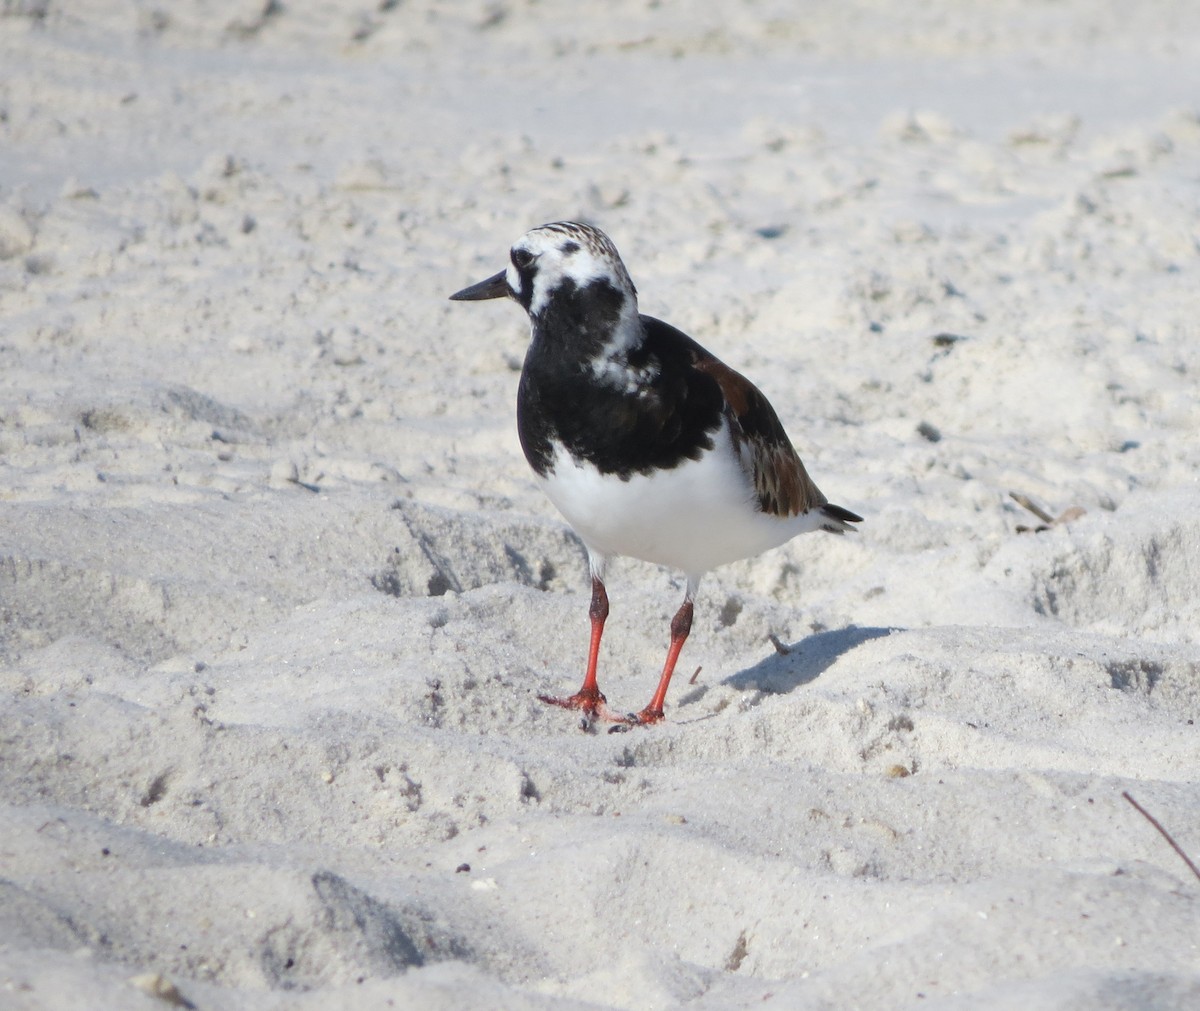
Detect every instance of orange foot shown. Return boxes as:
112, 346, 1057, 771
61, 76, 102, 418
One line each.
538, 688, 629, 726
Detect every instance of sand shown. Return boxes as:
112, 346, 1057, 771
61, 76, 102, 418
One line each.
2, 2, 1199, 1008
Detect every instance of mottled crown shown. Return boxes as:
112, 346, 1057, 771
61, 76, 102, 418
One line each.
506, 221, 638, 319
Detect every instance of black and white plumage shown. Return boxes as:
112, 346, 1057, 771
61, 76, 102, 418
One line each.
450, 221, 861, 726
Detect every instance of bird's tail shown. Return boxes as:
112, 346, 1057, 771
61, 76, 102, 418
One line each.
818, 503, 863, 534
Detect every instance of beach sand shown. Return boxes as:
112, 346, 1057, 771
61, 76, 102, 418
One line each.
2, 2, 1199, 1007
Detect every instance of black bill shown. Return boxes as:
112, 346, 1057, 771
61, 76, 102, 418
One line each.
449, 270, 509, 301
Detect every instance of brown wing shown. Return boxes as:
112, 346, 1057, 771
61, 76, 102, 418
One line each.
691, 353, 829, 518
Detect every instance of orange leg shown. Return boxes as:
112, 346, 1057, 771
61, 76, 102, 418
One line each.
632, 595, 694, 725
538, 576, 626, 722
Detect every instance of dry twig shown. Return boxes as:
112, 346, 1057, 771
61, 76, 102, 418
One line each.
1010, 491, 1086, 533
1122, 791, 1200, 885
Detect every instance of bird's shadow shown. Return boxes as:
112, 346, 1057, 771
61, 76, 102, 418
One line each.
704, 625, 898, 699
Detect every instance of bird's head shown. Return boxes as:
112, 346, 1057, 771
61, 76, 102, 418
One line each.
450, 221, 639, 325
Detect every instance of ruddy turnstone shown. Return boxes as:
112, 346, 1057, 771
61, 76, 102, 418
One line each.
450, 221, 861, 726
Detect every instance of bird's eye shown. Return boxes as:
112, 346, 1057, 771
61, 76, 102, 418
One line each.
511, 248, 534, 269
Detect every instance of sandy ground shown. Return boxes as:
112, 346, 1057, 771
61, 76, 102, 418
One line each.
2, 2, 1199, 1008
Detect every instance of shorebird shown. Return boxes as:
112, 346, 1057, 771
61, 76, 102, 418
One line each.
450, 222, 860, 725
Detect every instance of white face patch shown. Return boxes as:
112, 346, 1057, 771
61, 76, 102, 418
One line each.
505, 260, 524, 302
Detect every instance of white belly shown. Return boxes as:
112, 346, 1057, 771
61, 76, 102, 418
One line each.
537, 423, 825, 576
